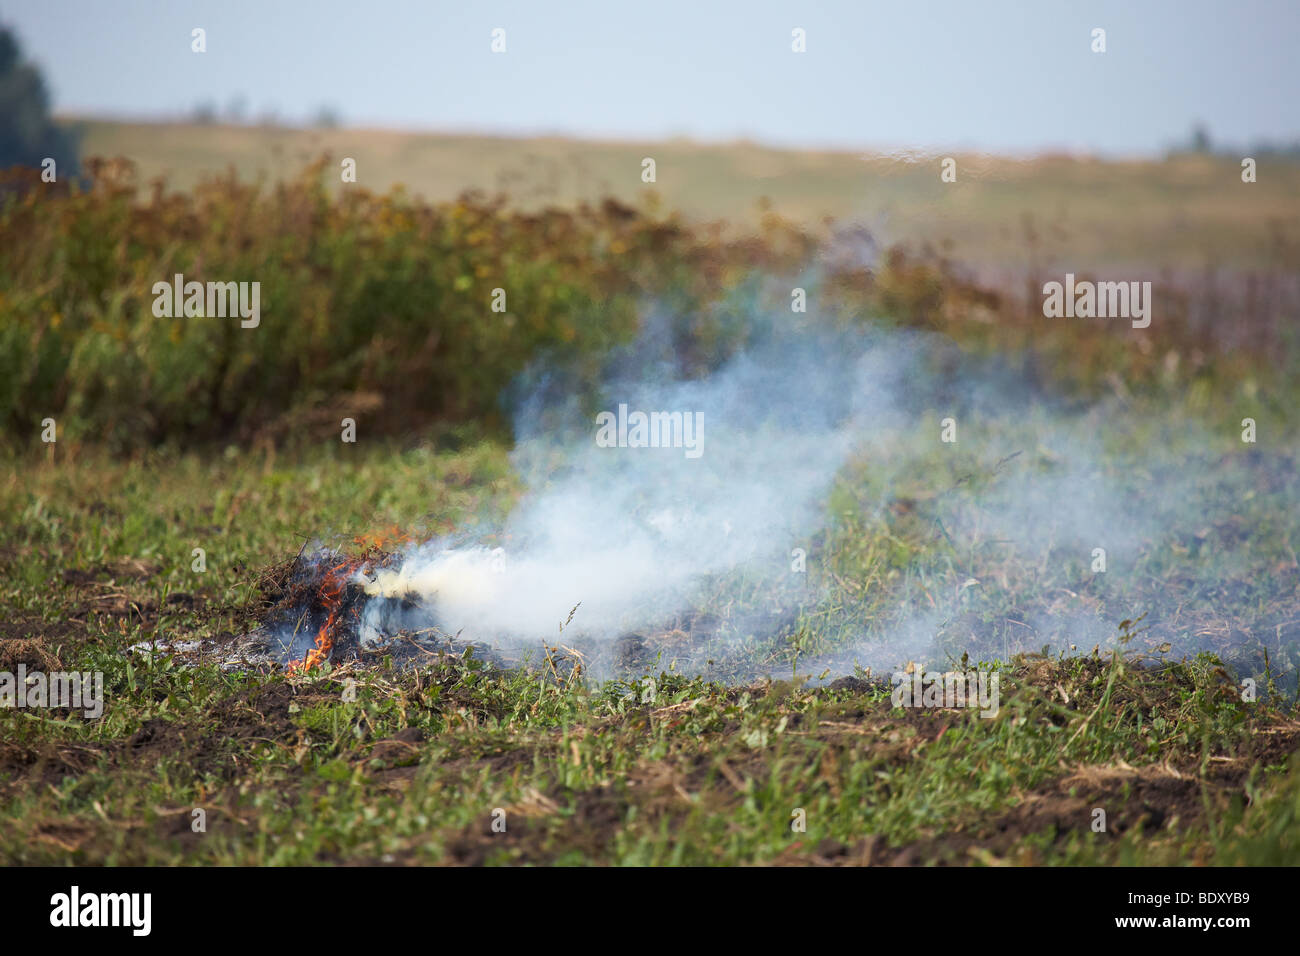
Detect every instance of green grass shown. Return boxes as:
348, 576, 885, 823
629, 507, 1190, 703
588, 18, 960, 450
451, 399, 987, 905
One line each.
2, 435, 1297, 865
3, 125, 1298, 864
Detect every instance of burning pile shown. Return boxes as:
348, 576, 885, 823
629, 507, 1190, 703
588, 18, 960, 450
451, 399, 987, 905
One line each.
249, 534, 701, 680
251, 530, 523, 673
258, 541, 412, 672
257, 546, 377, 671
283, 555, 361, 674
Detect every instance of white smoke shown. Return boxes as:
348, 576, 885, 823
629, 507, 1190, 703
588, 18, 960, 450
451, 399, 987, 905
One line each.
348, 299, 1295, 686
361, 318, 914, 645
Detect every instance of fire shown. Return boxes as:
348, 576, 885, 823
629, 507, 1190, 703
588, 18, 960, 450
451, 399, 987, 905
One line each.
278, 536, 426, 673
286, 557, 360, 674
351, 525, 417, 550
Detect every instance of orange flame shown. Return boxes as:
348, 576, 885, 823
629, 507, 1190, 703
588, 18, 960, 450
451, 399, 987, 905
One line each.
287, 558, 357, 674
351, 525, 417, 550
283, 535, 418, 674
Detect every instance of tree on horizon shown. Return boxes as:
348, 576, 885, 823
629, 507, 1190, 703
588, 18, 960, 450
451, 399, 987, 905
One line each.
0, 26, 80, 176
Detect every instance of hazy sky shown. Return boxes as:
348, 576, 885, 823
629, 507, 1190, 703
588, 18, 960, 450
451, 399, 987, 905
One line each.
4, 0, 1298, 155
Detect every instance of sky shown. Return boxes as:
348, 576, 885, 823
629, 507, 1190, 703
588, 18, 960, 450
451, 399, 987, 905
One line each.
3, 0, 1298, 156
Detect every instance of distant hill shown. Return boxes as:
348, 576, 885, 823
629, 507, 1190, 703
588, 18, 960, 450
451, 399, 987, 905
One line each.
63, 117, 1300, 271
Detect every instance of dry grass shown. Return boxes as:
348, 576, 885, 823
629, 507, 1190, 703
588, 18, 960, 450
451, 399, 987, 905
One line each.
68, 118, 1300, 269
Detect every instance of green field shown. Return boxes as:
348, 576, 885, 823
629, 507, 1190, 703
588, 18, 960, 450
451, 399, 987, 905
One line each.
3, 437, 1299, 864
2, 122, 1299, 865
